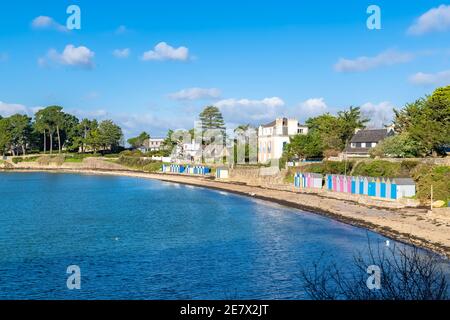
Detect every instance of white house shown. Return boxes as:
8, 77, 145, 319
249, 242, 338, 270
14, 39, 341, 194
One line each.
143, 138, 165, 152
258, 118, 308, 163
344, 128, 394, 158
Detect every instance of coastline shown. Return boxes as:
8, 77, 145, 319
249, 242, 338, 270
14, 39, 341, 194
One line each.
2, 166, 450, 258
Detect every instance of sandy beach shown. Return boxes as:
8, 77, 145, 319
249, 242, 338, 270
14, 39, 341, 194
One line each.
3, 164, 450, 258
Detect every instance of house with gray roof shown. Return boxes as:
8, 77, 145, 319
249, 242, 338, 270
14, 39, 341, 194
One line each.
344, 128, 394, 157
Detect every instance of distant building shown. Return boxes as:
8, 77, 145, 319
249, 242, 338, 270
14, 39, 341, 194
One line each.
182, 139, 201, 160
344, 128, 394, 157
258, 118, 308, 163
143, 138, 165, 152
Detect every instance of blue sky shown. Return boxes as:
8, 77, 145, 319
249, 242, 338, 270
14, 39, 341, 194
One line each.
0, 0, 449, 137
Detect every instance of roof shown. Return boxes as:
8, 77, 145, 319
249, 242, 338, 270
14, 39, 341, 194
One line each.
350, 129, 391, 143
261, 120, 277, 128
393, 178, 415, 185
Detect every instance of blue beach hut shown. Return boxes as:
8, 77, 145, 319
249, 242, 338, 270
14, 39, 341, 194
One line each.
368, 178, 376, 197
351, 177, 357, 194
380, 178, 387, 198
327, 175, 332, 190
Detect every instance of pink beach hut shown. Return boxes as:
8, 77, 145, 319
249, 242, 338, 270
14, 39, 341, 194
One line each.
339, 175, 344, 193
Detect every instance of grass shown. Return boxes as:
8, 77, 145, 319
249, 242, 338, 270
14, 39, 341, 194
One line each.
11, 156, 40, 164
114, 156, 163, 173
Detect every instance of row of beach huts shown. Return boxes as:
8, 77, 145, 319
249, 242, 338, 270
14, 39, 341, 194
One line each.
161, 164, 231, 179
161, 164, 211, 175
294, 172, 416, 200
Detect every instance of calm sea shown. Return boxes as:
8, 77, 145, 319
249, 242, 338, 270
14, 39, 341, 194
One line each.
0, 172, 445, 299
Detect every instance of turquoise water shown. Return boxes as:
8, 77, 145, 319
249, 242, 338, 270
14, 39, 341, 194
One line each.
0, 172, 435, 299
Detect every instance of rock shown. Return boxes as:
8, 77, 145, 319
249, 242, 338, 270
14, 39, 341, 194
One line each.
432, 200, 446, 208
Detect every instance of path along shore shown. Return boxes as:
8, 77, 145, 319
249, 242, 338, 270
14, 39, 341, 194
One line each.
2, 161, 450, 258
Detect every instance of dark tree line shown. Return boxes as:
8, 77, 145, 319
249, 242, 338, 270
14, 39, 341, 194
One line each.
0, 106, 123, 156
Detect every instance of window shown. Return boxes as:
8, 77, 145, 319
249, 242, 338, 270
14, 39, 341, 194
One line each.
356, 142, 362, 148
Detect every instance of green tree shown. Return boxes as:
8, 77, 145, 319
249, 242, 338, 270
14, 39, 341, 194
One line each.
98, 120, 123, 153
60, 113, 80, 152
127, 131, 150, 149
8, 114, 32, 155
0, 117, 12, 156
370, 133, 420, 158
285, 132, 323, 159
34, 108, 50, 153
78, 119, 98, 153
199, 106, 225, 132
393, 86, 450, 156
161, 129, 177, 154
337, 106, 369, 146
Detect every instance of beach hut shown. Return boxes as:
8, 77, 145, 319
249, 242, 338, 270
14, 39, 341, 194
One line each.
351, 176, 357, 194
393, 178, 416, 199
385, 178, 392, 199
368, 178, 376, 197
362, 177, 369, 195
327, 175, 332, 191
332, 175, 337, 192
380, 178, 387, 198
343, 176, 351, 193
375, 177, 381, 198
339, 175, 344, 193
310, 173, 323, 189
294, 173, 301, 188
216, 167, 229, 179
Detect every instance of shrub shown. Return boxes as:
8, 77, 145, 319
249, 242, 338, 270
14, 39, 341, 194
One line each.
142, 162, 163, 173
370, 133, 420, 158
412, 164, 450, 204
12, 156, 40, 164
36, 155, 65, 166
116, 156, 156, 169
299, 161, 354, 175
352, 160, 403, 178
120, 150, 144, 157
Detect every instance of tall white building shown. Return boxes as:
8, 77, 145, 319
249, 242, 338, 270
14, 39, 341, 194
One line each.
258, 118, 308, 163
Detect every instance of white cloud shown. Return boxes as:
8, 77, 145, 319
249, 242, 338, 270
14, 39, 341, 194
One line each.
115, 25, 128, 35
215, 97, 285, 123
360, 101, 395, 128
0, 101, 30, 117
142, 42, 189, 61
169, 88, 221, 101
334, 50, 413, 73
409, 70, 450, 86
40, 45, 95, 69
31, 16, 68, 32
113, 48, 130, 59
298, 98, 328, 117
408, 5, 450, 35
68, 109, 108, 119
